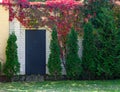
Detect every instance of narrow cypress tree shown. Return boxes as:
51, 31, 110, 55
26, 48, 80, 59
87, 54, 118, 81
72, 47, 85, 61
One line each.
114, 29, 120, 78
82, 22, 96, 80
4, 32, 20, 79
66, 28, 82, 79
48, 27, 62, 79
95, 7, 119, 79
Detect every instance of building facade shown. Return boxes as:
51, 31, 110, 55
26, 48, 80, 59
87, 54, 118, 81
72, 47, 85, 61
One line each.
0, 4, 83, 75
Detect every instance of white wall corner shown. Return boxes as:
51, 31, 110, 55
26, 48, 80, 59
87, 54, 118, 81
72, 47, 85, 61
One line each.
78, 37, 83, 58
46, 30, 51, 74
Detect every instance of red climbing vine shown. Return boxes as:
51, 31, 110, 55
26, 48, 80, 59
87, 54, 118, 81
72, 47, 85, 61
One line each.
1, 0, 83, 59
1, 0, 83, 35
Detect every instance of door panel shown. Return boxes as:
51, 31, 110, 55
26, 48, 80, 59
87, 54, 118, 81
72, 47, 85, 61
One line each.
26, 30, 46, 75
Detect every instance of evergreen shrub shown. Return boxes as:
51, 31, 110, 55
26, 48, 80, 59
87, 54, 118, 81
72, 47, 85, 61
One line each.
66, 28, 82, 79
4, 32, 20, 79
48, 27, 62, 79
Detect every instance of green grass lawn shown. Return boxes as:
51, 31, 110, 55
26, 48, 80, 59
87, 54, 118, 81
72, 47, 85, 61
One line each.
0, 80, 120, 92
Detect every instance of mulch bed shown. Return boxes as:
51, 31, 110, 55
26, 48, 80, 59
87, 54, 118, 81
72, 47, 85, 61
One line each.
0, 75, 11, 82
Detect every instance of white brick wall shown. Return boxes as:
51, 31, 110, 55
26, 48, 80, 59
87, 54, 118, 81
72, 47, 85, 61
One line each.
18, 28, 25, 75
78, 37, 83, 58
46, 30, 51, 74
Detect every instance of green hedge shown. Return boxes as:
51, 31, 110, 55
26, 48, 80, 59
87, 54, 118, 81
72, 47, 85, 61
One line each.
82, 0, 120, 80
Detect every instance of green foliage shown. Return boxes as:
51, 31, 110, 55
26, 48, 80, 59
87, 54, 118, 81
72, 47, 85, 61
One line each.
3, 32, 20, 78
82, 22, 96, 79
84, 0, 113, 28
113, 5, 120, 29
48, 27, 62, 78
82, 0, 120, 79
94, 7, 120, 79
0, 62, 1, 75
66, 28, 82, 79
112, 28, 120, 78
84, 0, 107, 15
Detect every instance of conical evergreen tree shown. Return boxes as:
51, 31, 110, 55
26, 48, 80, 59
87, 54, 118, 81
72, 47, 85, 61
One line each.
113, 28, 120, 78
82, 22, 96, 80
48, 27, 62, 78
66, 28, 82, 79
95, 7, 120, 79
4, 32, 20, 79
